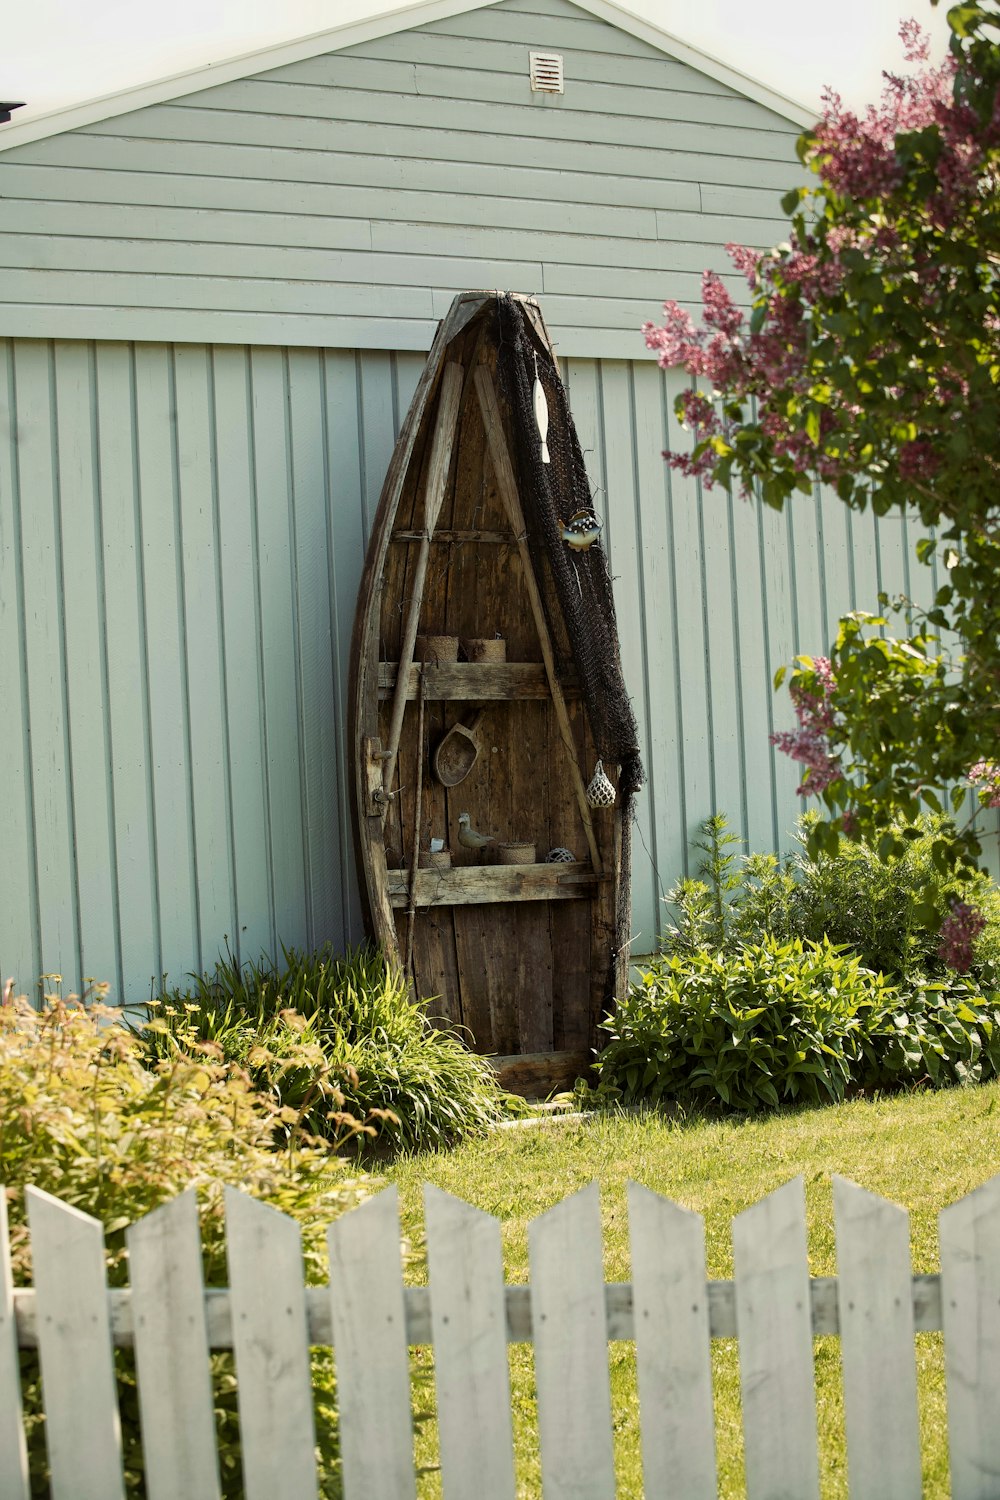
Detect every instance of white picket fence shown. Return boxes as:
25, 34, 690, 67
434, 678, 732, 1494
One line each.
4, 1173, 1000, 1499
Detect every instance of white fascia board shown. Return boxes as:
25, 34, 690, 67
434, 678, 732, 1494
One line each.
0, 0, 815, 155
575, 0, 816, 127
0, 0, 490, 153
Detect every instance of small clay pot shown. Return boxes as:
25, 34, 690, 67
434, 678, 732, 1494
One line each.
463, 637, 506, 664
420, 849, 452, 869
498, 841, 536, 865
416, 634, 459, 665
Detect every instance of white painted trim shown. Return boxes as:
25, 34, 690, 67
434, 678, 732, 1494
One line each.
0, 0, 814, 154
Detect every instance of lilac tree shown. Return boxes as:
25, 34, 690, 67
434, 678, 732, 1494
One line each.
644, 2, 1000, 961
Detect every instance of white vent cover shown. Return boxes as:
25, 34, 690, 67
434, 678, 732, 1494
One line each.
529, 51, 564, 93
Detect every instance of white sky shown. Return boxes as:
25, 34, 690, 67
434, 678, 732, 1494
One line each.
0, 0, 952, 126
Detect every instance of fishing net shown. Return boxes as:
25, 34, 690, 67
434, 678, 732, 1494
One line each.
494, 294, 645, 998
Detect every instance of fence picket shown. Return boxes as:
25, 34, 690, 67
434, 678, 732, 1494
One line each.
223, 1188, 318, 1500
25, 1186, 126, 1500
940, 1171, 1000, 1500
529, 1182, 616, 1500
733, 1175, 819, 1500
126, 1189, 221, 1500
328, 1186, 416, 1500
833, 1176, 921, 1499
424, 1185, 516, 1500
0, 1190, 29, 1499
627, 1181, 717, 1498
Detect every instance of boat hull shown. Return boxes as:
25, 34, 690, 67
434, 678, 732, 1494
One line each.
349, 293, 628, 1066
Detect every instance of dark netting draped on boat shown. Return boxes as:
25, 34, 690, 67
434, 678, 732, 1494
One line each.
494, 293, 645, 987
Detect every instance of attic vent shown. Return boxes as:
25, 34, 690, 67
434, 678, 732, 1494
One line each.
529, 52, 564, 94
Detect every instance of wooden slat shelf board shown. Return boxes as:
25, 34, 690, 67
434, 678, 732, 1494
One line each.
391, 529, 511, 544
386, 862, 596, 908
377, 661, 581, 701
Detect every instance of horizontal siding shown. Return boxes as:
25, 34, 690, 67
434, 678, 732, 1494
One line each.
4, 335, 994, 998
0, 0, 802, 355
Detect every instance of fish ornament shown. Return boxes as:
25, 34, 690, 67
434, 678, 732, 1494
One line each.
533, 370, 550, 464
560, 508, 604, 551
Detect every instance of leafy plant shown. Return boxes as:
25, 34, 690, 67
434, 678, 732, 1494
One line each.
596, 935, 1000, 1114
144, 945, 511, 1154
2, 986, 372, 1496
665, 813, 1000, 983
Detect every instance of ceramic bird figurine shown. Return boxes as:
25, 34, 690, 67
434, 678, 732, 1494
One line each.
533, 373, 550, 464
560, 508, 603, 551
457, 812, 496, 850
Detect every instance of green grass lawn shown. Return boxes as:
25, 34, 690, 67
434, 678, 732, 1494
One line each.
385, 1081, 1000, 1498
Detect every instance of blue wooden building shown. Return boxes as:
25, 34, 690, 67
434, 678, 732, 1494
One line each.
0, 0, 957, 1001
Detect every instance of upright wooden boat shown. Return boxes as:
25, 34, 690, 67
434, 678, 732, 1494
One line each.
349, 292, 642, 1091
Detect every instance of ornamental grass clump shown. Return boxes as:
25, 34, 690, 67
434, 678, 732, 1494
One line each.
147, 944, 510, 1154
1, 985, 372, 1495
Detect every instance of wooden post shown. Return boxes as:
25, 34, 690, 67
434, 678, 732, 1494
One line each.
382, 361, 464, 799
473, 366, 603, 874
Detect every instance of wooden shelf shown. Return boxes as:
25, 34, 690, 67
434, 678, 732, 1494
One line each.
378, 660, 580, 702
386, 861, 596, 908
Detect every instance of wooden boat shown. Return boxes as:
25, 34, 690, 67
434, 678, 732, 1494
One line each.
349, 291, 641, 1094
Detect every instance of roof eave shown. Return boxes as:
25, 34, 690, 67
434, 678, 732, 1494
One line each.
0, 0, 815, 155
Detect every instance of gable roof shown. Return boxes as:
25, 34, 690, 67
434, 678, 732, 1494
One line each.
0, 0, 814, 153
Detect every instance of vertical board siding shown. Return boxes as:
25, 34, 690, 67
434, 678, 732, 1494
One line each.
1, 337, 997, 997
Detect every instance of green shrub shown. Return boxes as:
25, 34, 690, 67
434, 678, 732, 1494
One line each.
2, 988, 371, 1496
665, 812, 1000, 981
596, 938, 1000, 1113
146, 944, 510, 1154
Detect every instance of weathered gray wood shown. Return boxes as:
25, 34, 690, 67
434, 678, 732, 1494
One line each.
424, 1187, 515, 1500
383, 361, 466, 796
489, 1048, 590, 1097
529, 1183, 615, 1499
627, 1182, 717, 1498
25, 1187, 126, 1500
733, 1176, 820, 1500
378, 660, 580, 700
940, 1172, 1000, 1500
832, 1177, 921, 1500
224, 1188, 318, 1500
386, 862, 596, 907
474, 366, 603, 874
0, 1191, 29, 1500
12, 1262, 952, 1351
328, 1186, 416, 1500
126, 1190, 221, 1500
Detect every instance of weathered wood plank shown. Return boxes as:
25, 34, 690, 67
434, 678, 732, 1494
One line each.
733, 1176, 820, 1500
424, 1187, 515, 1500
832, 1176, 921, 1500
529, 1184, 615, 1499
224, 1189, 318, 1500
378, 660, 579, 700
126, 1190, 221, 1500
940, 1171, 1000, 1500
488, 1048, 589, 1097
627, 1182, 717, 1498
25, 1187, 126, 1500
328, 1187, 415, 1500
386, 863, 597, 907
0, 1191, 29, 1500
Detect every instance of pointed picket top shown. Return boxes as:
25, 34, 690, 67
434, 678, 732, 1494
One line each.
224, 1187, 318, 1500
627, 1182, 717, 1500
127, 1189, 221, 1500
424, 1186, 515, 1500
25, 1186, 126, 1500
832, 1176, 921, 1500
529, 1182, 615, 1500
0, 1189, 29, 1500
328, 1186, 415, 1500
940, 1171, 1000, 1500
733, 1176, 819, 1500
